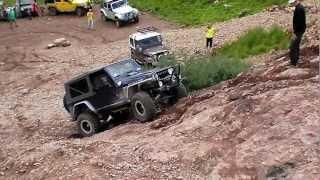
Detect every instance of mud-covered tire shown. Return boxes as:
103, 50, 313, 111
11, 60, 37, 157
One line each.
131, 92, 156, 122
77, 112, 100, 137
48, 8, 57, 16
175, 83, 188, 99
76, 7, 83, 17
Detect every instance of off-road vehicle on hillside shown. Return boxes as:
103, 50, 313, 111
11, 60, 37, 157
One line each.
63, 59, 187, 137
100, 0, 139, 27
129, 27, 169, 66
45, 0, 92, 16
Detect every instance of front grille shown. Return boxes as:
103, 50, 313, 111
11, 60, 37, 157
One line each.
156, 69, 169, 79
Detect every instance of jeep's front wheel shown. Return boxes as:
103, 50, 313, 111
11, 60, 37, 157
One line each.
131, 92, 156, 122
77, 113, 100, 137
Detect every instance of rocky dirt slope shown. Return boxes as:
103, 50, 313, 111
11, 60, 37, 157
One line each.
0, 3, 319, 179
1, 46, 318, 179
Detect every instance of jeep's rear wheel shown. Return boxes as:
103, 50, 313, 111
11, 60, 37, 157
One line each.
131, 92, 156, 122
48, 8, 57, 16
76, 7, 83, 17
77, 113, 100, 137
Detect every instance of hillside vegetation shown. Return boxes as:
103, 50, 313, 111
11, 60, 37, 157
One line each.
130, 0, 287, 25
161, 26, 290, 90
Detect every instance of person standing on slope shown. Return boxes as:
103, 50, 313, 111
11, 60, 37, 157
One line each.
289, 0, 306, 66
205, 25, 216, 49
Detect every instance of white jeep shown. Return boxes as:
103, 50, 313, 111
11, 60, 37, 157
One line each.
100, 0, 139, 27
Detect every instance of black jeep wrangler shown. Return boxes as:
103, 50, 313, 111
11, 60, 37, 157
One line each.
63, 59, 187, 136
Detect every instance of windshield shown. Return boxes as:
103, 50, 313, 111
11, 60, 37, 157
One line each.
111, 0, 125, 9
105, 60, 141, 78
136, 35, 162, 48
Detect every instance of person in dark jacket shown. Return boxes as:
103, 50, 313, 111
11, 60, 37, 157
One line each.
289, 0, 306, 66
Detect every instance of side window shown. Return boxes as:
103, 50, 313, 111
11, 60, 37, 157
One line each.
90, 71, 113, 90
107, 4, 111, 10
55, 0, 61, 2
103, 2, 107, 8
69, 79, 89, 98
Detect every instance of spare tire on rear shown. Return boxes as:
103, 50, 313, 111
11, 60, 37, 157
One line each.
131, 92, 156, 122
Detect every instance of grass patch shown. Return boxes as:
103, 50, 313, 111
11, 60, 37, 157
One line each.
159, 26, 289, 91
218, 26, 290, 59
168, 56, 248, 90
130, 0, 287, 25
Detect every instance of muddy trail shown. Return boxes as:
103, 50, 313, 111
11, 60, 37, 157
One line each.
0, 3, 319, 179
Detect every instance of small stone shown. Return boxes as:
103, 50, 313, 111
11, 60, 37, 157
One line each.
47, 43, 56, 49
53, 38, 66, 45
20, 89, 30, 95
97, 162, 103, 167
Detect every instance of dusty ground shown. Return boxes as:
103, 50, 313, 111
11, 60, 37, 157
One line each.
0, 3, 319, 180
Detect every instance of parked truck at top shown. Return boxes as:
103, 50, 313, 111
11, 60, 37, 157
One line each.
63, 58, 187, 136
45, 0, 92, 16
15, 0, 40, 17
100, 0, 139, 27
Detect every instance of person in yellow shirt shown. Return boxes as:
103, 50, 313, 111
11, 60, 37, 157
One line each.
87, 8, 94, 30
205, 25, 216, 48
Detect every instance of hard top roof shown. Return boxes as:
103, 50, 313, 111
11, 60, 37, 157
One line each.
65, 58, 134, 84
130, 31, 161, 41
105, 0, 122, 3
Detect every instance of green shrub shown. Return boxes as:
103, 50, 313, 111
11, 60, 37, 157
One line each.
160, 55, 248, 91
129, 0, 287, 25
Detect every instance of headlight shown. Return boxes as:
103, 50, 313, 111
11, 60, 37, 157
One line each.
158, 81, 163, 87
117, 81, 122, 86
168, 68, 174, 75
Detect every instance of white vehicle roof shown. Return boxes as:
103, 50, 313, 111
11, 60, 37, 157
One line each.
130, 31, 161, 41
